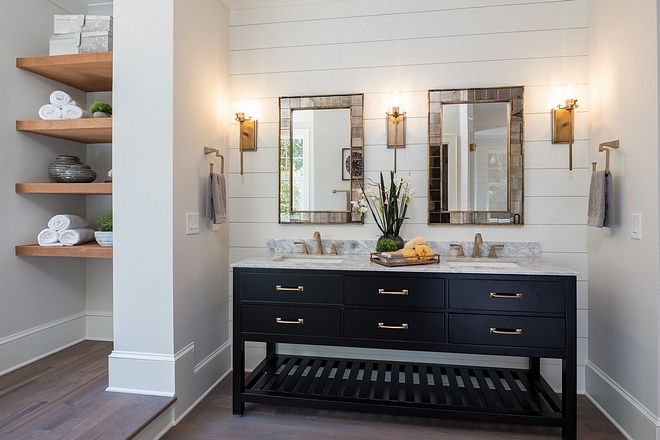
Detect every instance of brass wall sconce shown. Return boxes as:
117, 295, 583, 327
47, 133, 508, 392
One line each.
236, 99, 257, 175
386, 88, 406, 173
551, 79, 579, 170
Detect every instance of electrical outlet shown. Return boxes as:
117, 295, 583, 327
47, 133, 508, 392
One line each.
186, 212, 199, 235
630, 213, 642, 240
212, 223, 220, 232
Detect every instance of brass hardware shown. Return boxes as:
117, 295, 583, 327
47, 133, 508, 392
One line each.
488, 244, 504, 258
204, 146, 224, 174
276, 318, 304, 325
293, 241, 308, 255
473, 233, 483, 258
378, 322, 409, 330
552, 97, 579, 171
275, 285, 304, 291
490, 327, 523, 335
330, 242, 343, 256
450, 244, 465, 258
490, 292, 523, 299
469, 143, 477, 152
386, 89, 406, 173
598, 140, 619, 174
235, 111, 257, 176
378, 289, 409, 296
313, 231, 323, 255
592, 162, 597, 172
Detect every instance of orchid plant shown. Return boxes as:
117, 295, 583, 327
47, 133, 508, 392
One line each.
352, 171, 413, 237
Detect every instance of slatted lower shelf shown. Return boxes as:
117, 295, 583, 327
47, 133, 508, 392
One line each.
243, 355, 565, 427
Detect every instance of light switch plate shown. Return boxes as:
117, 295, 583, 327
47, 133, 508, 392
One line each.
630, 213, 642, 240
186, 212, 199, 235
212, 223, 219, 232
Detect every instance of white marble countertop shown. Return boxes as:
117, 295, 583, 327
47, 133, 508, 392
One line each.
231, 254, 578, 276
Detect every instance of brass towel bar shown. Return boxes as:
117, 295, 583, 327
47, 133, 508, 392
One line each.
204, 146, 224, 174
593, 140, 619, 174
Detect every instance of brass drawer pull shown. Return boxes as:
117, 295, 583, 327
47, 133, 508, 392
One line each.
276, 318, 304, 325
489, 292, 522, 299
490, 327, 522, 335
276, 285, 304, 292
378, 322, 409, 330
378, 289, 409, 296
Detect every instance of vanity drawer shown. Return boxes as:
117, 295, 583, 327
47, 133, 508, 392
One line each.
345, 275, 445, 309
448, 314, 565, 349
240, 272, 341, 304
344, 310, 444, 343
448, 279, 565, 313
242, 305, 340, 337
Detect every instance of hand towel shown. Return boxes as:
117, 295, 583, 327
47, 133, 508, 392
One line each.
587, 170, 614, 227
206, 172, 227, 224
37, 228, 62, 246
62, 103, 92, 119
48, 214, 88, 231
38, 104, 63, 120
50, 90, 73, 108
59, 228, 95, 246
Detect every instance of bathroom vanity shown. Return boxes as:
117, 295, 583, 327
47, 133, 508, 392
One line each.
232, 255, 577, 440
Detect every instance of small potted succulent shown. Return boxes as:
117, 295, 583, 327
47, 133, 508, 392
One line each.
94, 213, 113, 246
90, 101, 112, 118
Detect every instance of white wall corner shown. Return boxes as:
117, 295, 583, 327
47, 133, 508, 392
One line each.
85, 310, 113, 341
107, 350, 177, 397
586, 361, 659, 440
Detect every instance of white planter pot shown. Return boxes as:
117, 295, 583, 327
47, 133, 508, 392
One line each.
95, 231, 113, 246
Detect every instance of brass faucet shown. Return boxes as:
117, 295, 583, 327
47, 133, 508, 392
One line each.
313, 231, 323, 255
473, 233, 483, 258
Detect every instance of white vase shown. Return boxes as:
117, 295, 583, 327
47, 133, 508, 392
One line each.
94, 231, 113, 246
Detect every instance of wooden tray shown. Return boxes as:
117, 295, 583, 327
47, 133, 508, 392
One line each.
370, 252, 440, 267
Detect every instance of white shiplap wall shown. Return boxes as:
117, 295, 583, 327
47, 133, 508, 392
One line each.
228, 0, 589, 392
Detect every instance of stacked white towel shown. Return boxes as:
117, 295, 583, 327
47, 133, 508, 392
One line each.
38, 104, 63, 120
62, 103, 92, 119
59, 228, 95, 246
50, 90, 73, 108
37, 228, 62, 246
38, 214, 94, 247
48, 214, 88, 231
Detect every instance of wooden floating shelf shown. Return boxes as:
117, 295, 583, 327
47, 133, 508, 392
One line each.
16, 119, 112, 144
16, 243, 112, 259
16, 183, 112, 195
16, 52, 112, 92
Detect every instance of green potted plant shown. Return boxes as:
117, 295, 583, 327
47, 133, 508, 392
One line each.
90, 101, 112, 118
94, 213, 113, 246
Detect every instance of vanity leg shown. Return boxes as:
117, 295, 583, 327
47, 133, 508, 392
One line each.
266, 342, 276, 358
232, 340, 245, 416
529, 357, 541, 378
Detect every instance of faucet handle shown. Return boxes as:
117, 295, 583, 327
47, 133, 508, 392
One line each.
294, 241, 308, 255
450, 244, 465, 258
488, 244, 504, 259
330, 242, 344, 256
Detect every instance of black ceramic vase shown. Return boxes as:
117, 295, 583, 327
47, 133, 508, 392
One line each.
377, 235, 405, 250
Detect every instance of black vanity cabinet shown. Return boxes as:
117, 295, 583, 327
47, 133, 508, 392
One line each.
233, 267, 577, 440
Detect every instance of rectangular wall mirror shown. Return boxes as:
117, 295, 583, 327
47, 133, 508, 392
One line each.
428, 86, 524, 225
279, 93, 364, 224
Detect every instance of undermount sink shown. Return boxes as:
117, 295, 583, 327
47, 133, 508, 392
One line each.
447, 261, 519, 268
281, 257, 344, 264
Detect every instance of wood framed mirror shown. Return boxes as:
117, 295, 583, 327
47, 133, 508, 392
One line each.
279, 93, 364, 224
428, 86, 524, 225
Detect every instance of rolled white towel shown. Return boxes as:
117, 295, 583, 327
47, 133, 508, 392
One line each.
37, 228, 62, 246
38, 104, 63, 120
50, 90, 73, 108
59, 228, 95, 246
62, 103, 92, 119
48, 214, 88, 231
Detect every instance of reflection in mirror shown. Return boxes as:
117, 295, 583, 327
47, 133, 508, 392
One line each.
279, 94, 364, 224
428, 87, 524, 225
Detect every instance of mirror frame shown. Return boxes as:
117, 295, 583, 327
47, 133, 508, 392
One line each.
279, 93, 364, 224
428, 86, 524, 225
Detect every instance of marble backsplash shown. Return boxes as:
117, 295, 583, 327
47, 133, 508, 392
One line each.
267, 238, 540, 258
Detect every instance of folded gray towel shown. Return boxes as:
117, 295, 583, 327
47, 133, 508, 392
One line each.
587, 170, 614, 227
206, 173, 227, 224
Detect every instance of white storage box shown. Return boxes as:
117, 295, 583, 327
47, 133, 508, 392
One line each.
49, 31, 113, 55
54, 15, 112, 34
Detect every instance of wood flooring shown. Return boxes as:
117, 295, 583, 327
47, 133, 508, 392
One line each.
0, 340, 175, 440
164, 372, 626, 440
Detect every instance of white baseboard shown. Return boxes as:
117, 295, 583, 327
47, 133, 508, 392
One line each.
0, 312, 86, 376
85, 310, 113, 341
585, 361, 659, 440
107, 350, 177, 397
133, 406, 175, 440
